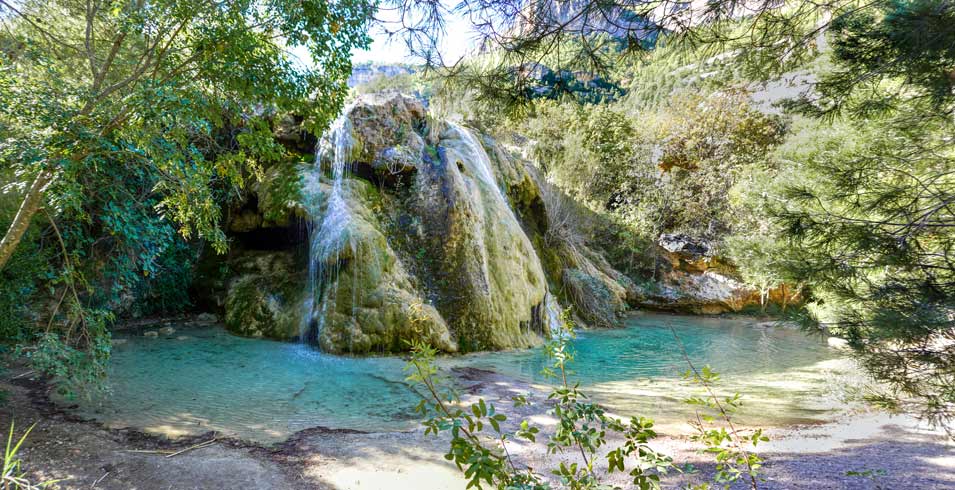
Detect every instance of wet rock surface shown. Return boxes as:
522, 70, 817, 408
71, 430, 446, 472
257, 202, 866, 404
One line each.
211, 93, 639, 353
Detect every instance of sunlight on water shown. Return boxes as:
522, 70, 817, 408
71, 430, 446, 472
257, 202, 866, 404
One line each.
451, 312, 858, 429
66, 313, 852, 443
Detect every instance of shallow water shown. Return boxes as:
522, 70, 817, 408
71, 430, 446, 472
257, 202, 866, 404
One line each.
451, 312, 857, 428
71, 328, 419, 442
68, 313, 852, 443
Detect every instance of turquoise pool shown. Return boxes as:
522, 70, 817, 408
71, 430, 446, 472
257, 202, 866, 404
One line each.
66, 312, 852, 443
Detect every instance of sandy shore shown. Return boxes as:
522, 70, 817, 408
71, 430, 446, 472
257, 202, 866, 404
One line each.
2, 365, 953, 489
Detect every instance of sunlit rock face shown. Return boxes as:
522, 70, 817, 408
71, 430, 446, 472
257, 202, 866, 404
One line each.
632, 233, 798, 314
628, 233, 754, 314
298, 94, 555, 353
210, 93, 642, 352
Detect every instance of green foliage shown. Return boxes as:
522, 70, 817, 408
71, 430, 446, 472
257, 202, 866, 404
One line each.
352, 64, 433, 100
0, 227, 47, 341
0, 0, 372, 387
406, 312, 676, 490
527, 101, 636, 208
407, 312, 768, 489
763, 113, 955, 426
638, 90, 785, 239
258, 158, 308, 225
721, 0, 955, 428
816, 0, 955, 117
681, 364, 767, 490
845, 468, 887, 490
130, 238, 198, 317
515, 86, 784, 281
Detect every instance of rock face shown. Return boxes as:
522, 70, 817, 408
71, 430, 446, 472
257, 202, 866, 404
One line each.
347, 64, 416, 88
631, 234, 757, 314
210, 93, 640, 353
222, 251, 306, 340
633, 270, 756, 315
299, 95, 555, 353
305, 177, 456, 353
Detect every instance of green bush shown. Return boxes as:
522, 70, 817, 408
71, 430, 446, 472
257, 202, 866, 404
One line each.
0, 230, 47, 342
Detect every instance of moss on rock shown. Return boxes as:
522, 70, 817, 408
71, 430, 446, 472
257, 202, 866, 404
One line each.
310, 178, 456, 354
222, 251, 305, 340
257, 158, 310, 227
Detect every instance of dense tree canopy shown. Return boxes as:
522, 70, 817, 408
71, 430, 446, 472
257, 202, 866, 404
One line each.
0, 0, 372, 388
770, 0, 955, 428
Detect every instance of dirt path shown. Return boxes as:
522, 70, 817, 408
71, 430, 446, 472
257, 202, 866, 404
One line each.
2, 367, 953, 489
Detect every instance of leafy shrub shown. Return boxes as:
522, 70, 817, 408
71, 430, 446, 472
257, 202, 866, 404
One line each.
405, 313, 674, 490
405, 311, 769, 490
0, 229, 47, 342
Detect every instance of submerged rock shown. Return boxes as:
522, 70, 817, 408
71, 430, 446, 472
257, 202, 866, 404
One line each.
196, 313, 218, 323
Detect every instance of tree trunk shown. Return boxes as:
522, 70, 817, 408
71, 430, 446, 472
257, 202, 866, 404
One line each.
0, 170, 52, 270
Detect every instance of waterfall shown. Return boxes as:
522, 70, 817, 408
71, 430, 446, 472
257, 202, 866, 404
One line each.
300, 109, 564, 346
544, 293, 564, 336
447, 122, 564, 336
301, 111, 356, 344
447, 122, 507, 200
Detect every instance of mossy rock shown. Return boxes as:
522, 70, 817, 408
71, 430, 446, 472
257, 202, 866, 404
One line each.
309, 177, 457, 354
408, 124, 549, 351
562, 268, 625, 328
222, 251, 306, 340
224, 276, 304, 340
257, 158, 310, 227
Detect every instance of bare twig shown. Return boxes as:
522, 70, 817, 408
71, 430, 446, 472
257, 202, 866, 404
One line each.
90, 471, 109, 489
165, 436, 217, 458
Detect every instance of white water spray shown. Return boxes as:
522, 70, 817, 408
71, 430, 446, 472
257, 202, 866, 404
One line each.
301, 111, 356, 344
447, 122, 508, 201
447, 122, 564, 335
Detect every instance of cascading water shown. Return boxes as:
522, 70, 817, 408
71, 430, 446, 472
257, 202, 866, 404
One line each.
301, 111, 357, 344
448, 122, 507, 200
543, 293, 564, 336
448, 122, 564, 335
301, 108, 562, 346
